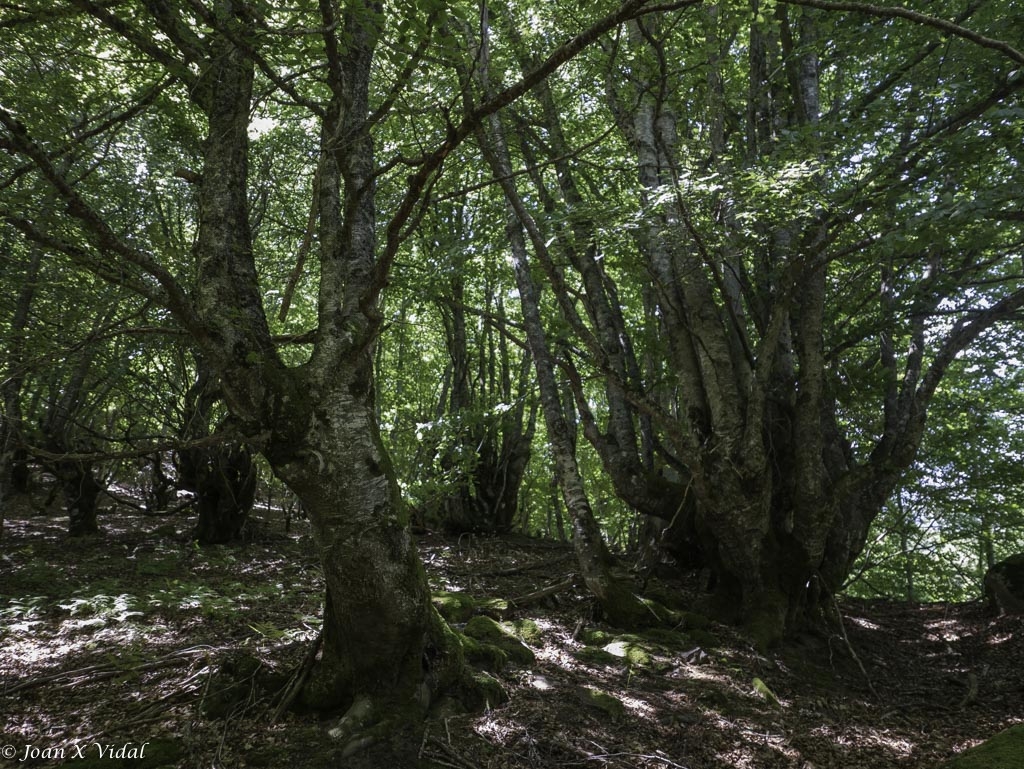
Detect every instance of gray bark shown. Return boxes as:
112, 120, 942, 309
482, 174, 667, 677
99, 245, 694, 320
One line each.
472, 24, 652, 626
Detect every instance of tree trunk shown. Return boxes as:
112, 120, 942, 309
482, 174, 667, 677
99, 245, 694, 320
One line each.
259, 362, 464, 718
191, 444, 256, 545
177, 7, 467, 738
0, 246, 42, 535
59, 458, 103, 537
473, 42, 654, 625
175, 357, 256, 545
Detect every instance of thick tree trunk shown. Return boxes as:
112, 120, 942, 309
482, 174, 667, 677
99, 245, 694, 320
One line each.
175, 358, 256, 545
191, 445, 256, 545
59, 458, 103, 537
262, 366, 463, 717
178, 9, 468, 742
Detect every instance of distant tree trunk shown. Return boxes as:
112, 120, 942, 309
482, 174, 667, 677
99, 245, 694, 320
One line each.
38, 306, 113, 537
191, 444, 257, 545
58, 457, 103, 536
433, 274, 535, 534
0, 246, 42, 534
142, 453, 177, 514
176, 356, 256, 545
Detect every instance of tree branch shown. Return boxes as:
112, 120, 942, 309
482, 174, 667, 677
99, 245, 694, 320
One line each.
779, 0, 1024, 65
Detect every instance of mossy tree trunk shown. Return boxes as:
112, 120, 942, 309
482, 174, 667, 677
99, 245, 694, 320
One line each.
177, 9, 464, 721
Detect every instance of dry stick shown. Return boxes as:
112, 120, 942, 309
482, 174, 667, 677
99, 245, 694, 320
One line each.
475, 553, 572, 577
422, 737, 479, 769
509, 575, 578, 608
832, 596, 880, 699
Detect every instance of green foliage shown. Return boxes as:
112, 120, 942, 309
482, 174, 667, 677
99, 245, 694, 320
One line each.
940, 725, 1024, 769
848, 339, 1024, 602
1, 0, 1022, 617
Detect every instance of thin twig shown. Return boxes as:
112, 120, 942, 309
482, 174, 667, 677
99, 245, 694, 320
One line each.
833, 597, 880, 699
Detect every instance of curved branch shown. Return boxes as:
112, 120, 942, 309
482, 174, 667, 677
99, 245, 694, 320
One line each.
780, 0, 1024, 65
0, 108, 200, 333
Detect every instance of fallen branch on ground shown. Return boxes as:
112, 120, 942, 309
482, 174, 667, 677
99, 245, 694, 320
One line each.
509, 575, 578, 607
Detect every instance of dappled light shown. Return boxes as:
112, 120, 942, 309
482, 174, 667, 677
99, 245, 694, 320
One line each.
2, 0, 1023, 766
3, 500, 1023, 767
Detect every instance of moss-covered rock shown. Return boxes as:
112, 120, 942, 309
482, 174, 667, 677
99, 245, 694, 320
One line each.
509, 618, 543, 645
603, 639, 653, 667
462, 671, 509, 711
574, 645, 621, 667
941, 725, 1024, 768
476, 598, 511, 618
458, 633, 508, 672
431, 591, 476, 623
575, 686, 625, 720
641, 581, 689, 612
463, 616, 535, 665
638, 596, 681, 625
752, 677, 782, 708
579, 628, 613, 646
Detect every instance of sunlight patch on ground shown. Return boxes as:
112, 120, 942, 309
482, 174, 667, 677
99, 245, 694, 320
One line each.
619, 694, 656, 718
848, 615, 883, 630
809, 723, 917, 758
0, 620, 189, 673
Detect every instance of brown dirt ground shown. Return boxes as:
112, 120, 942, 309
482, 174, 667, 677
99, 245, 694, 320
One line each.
1, 501, 1021, 769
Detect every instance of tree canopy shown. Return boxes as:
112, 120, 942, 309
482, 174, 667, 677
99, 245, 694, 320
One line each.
2, 0, 1022, 755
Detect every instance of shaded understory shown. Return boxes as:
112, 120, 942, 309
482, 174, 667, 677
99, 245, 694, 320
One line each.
1, 502, 1021, 768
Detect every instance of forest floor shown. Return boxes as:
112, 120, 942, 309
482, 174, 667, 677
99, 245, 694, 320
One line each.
1, 501, 1021, 769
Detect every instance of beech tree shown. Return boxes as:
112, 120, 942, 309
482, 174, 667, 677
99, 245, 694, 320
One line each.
0, 0, 696, 752
472, 0, 1024, 644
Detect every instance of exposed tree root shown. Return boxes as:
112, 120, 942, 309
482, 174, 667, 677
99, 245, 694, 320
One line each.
270, 629, 322, 723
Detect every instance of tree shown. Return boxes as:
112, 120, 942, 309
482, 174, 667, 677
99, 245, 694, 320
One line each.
469, 0, 1024, 645
0, 0, 691, 750
385, 196, 537, 535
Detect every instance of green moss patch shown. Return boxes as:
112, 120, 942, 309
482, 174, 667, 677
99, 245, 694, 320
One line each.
941, 725, 1024, 769
641, 582, 688, 612
431, 591, 476, 623
575, 686, 625, 720
463, 616, 535, 665
638, 596, 680, 624
458, 633, 508, 672
603, 639, 653, 667
509, 618, 543, 645
476, 598, 511, 618
573, 646, 621, 667
579, 628, 613, 646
